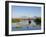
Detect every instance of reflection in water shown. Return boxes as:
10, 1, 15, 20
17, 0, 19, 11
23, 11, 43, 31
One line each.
31, 20, 36, 26
12, 20, 41, 31
12, 26, 41, 31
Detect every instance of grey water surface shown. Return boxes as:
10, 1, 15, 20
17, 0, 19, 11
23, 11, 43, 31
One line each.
12, 20, 41, 31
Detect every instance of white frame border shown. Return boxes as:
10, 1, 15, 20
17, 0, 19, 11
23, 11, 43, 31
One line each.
9, 3, 44, 35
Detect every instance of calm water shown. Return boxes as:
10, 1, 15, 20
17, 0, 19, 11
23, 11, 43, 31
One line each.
12, 20, 41, 31
12, 26, 41, 31
12, 24, 41, 31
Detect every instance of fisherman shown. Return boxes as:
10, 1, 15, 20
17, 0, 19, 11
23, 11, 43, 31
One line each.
28, 18, 31, 25
27, 18, 31, 30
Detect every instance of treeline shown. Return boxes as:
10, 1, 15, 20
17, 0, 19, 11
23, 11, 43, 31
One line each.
12, 18, 21, 23
12, 17, 41, 26
34, 17, 41, 25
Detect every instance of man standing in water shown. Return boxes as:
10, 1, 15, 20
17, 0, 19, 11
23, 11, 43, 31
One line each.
27, 18, 31, 30
28, 18, 31, 25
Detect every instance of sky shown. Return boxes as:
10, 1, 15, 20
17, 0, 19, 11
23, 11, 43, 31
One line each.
11, 5, 41, 18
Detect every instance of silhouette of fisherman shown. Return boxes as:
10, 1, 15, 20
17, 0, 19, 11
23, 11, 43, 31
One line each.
28, 18, 31, 25
27, 18, 31, 29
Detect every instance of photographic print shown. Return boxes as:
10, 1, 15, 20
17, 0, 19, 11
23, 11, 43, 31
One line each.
5, 1, 45, 36
12, 4, 41, 31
